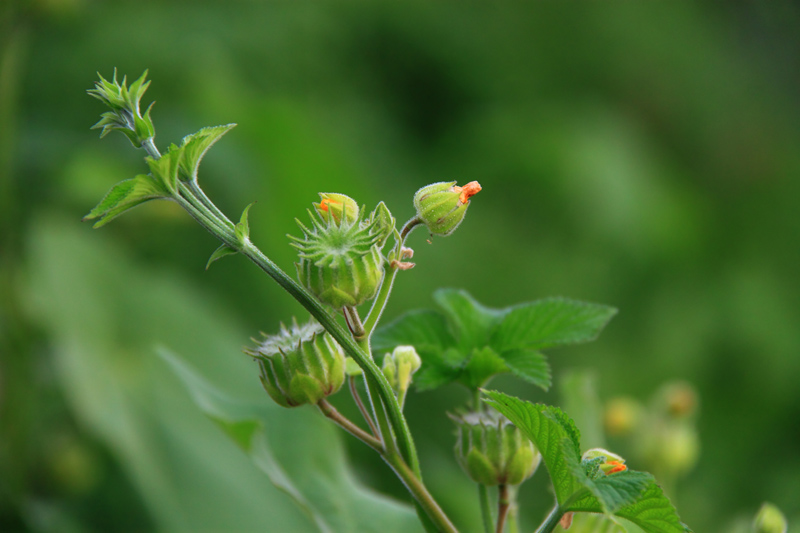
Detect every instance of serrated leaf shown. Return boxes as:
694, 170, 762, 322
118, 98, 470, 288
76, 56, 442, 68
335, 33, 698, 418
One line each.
490, 298, 617, 352
206, 243, 238, 270
482, 390, 583, 505
179, 124, 236, 182
433, 288, 505, 351
84, 174, 167, 227
235, 202, 255, 243
566, 480, 691, 533
146, 148, 181, 195
563, 445, 652, 513
461, 347, 508, 389
501, 348, 551, 390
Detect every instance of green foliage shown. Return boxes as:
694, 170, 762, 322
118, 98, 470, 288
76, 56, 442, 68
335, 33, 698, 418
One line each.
206, 244, 238, 270
178, 124, 237, 184
483, 391, 690, 532
87, 70, 155, 148
374, 289, 616, 392
82, 174, 168, 227
236, 202, 255, 244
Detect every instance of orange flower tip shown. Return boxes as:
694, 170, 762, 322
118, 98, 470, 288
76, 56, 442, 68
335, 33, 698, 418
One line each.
319, 199, 337, 212
459, 181, 482, 204
606, 461, 627, 474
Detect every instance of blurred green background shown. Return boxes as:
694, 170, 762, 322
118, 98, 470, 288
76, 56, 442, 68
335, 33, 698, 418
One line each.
2, 1, 799, 531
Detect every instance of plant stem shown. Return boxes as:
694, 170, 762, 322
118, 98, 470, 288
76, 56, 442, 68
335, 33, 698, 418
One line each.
496, 484, 509, 533
318, 399, 382, 452
534, 505, 563, 533
383, 451, 458, 533
349, 375, 378, 437
478, 484, 494, 533
363, 216, 422, 337
473, 389, 483, 413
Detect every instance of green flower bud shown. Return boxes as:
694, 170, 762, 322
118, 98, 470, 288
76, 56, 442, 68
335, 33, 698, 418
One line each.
246, 318, 345, 408
753, 503, 788, 533
314, 193, 360, 226
368, 201, 396, 247
452, 411, 540, 486
290, 203, 385, 309
581, 448, 628, 475
413, 181, 481, 236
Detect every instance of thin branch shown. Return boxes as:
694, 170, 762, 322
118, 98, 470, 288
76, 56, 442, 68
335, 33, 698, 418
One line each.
350, 375, 379, 437
318, 399, 382, 452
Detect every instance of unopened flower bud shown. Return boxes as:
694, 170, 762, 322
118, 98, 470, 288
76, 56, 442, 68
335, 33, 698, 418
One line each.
658, 381, 698, 420
382, 346, 422, 399
246, 318, 345, 408
452, 411, 540, 486
753, 502, 788, 533
290, 201, 385, 309
582, 448, 628, 475
314, 193, 360, 226
413, 181, 481, 236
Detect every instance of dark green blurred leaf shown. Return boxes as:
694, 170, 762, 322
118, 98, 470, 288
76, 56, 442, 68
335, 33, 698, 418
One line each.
161, 348, 421, 533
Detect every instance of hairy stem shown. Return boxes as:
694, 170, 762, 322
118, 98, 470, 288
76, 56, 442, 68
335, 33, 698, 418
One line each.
534, 505, 563, 533
479, 484, 494, 533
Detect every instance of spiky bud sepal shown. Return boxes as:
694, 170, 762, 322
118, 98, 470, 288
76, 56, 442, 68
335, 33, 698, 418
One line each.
289, 207, 385, 309
451, 410, 540, 486
246, 318, 345, 408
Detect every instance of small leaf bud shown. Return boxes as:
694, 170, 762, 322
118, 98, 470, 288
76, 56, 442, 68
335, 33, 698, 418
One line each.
452, 411, 540, 486
413, 180, 481, 236
753, 502, 788, 533
314, 193, 360, 226
246, 318, 345, 408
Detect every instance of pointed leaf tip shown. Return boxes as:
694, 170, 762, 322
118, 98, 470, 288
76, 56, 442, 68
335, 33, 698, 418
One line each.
206, 244, 238, 270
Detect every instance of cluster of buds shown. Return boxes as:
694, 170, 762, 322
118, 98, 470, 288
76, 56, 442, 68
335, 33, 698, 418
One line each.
87, 70, 155, 149
246, 318, 345, 408
290, 194, 391, 309
413, 181, 481, 236
451, 410, 540, 486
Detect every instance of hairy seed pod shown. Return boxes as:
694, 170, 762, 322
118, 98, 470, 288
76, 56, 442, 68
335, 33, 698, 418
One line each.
246, 318, 345, 408
413, 181, 481, 236
451, 411, 540, 486
290, 200, 385, 309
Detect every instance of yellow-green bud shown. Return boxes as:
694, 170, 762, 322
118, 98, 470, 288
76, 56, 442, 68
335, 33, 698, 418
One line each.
753, 503, 788, 533
452, 411, 540, 486
314, 193, 360, 226
604, 397, 643, 437
290, 201, 385, 309
246, 318, 345, 408
382, 345, 422, 398
413, 181, 481, 236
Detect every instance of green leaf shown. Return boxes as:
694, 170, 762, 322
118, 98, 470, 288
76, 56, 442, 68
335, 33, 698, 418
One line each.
563, 446, 652, 513
161, 348, 421, 533
482, 390, 582, 505
206, 243, 238, 270
373, 310, 459, 390
235, 202, 255, 243
566, 481, 691, 533
146, 147, 181, 194
83, 174, 167, 227
490, 298, 617, 352
461, 347, 508, 389
433, 288, 504, 351
501, 349, 551, 390
179, 124, 237, 182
